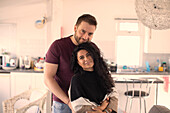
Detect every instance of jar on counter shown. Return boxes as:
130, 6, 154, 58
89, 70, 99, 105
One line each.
34, 58, 44, 71
110, 62, 117, 72
162, 62, 167, 72
168, 58, 170, 72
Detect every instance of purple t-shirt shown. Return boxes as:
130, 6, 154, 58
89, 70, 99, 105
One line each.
45, 35, 76, 103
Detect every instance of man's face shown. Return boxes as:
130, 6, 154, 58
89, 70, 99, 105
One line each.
74, 21, 96, 44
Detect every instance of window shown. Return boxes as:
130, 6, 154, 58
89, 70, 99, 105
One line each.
0, 24, 16, 55
115, 18, 144, 67
119, 22, 139, 31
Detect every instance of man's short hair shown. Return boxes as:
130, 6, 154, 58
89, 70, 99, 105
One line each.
75, 14, 97, 28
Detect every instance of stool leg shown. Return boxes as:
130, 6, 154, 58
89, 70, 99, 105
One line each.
129, 98, 133, 113
140, 97, 142, 113
125, 97, 128, 113
144, 98, 147, 113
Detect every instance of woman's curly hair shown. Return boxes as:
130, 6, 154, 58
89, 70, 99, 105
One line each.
71, 42, 115, 94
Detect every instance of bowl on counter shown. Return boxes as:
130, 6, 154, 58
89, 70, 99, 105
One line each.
2, 66, 16, 70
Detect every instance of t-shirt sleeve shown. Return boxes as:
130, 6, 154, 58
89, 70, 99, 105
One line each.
45, 40, 60, 64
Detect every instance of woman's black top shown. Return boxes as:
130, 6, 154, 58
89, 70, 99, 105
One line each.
70, 71, 107, 105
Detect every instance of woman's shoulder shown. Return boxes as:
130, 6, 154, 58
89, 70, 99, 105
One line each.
71, 74, 82, 83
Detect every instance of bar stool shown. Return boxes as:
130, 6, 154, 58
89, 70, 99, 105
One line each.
124, 78, 155, 113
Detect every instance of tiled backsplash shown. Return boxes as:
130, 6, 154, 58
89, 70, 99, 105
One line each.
143, 53, 170, 70
18, 38, 46, 57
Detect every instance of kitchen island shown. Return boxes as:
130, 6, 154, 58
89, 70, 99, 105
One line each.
111, 72, 169, 113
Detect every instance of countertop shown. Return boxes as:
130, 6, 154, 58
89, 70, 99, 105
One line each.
0, 68, 43, 73
111, 71, 170, 75
0, 69, 169, 75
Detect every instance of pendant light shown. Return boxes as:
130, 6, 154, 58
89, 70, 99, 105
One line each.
135, 0, 170, 30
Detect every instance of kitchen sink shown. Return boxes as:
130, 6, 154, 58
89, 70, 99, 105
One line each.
116, 71, 148, 74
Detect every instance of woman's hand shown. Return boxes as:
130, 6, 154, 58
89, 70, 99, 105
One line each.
97, 97, 110, 111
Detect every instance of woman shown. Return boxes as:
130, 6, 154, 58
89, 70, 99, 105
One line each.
69, 42, 118, 113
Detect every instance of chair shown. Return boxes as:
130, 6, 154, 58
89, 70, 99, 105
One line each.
2, 88, 48, 113
149, 105, 170, 113
124, 78, 155, 113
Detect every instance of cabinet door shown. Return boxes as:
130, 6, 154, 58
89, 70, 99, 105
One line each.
10, 72, 50, 113
11, 72, 32, 97
33, 73, 46, 89
11, 72, 46, 97
0, 74, 11, 113
157, 76, 170, 108
145, 29, 170, 53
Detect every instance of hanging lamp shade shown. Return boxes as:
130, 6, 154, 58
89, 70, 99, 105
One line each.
135, 0, 170, 30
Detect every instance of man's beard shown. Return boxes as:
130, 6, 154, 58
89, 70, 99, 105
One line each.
74, 33, 80, 44
74, 33, 89, 45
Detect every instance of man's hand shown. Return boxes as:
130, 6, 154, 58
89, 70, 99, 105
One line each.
67, 101, 76, 113
86, 97, 110, 113
86, 107, 112, 113
86, 107, 105, 113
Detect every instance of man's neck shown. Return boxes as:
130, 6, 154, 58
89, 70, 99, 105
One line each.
70, 35, 78, 45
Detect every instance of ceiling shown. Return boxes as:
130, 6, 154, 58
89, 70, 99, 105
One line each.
0, 0, 45, 8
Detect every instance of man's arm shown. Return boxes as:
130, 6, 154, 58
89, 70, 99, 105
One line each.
44, 62, 73, 109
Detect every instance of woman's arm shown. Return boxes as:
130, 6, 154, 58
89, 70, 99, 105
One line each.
105, 87, 119, 113
96, 97, 110, 111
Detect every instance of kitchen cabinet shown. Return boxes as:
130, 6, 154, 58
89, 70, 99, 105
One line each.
157, 76, 170, 109
145, 28, 170, 53
0, 73, 11, 113
11, 72, 46, 97
10, 72, 50, 113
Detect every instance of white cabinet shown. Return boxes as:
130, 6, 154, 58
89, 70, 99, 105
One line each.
145, 28, 170, 53
0, 73, 11, 113
11, 72, 46, 97
10, 72, 50, 113
157, 76, 170, 109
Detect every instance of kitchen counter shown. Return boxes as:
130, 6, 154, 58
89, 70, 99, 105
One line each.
0, 69, 43, 73
111, 71, 170, 75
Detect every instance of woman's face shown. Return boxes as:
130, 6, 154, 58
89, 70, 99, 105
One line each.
77, 49, 94, 71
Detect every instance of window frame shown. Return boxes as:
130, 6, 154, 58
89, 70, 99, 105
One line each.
114, 18, 145, 67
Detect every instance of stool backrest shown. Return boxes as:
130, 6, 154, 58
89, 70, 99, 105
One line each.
124, 78, 155, 97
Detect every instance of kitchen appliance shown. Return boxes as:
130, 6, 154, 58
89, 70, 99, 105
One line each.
10, 58, 18, 67
168, 58, 170, 72
24, 56, 31, 69
34, 57, 44, 71
110, 62, 117, 72
19, 56, 25, 69
0, 55, 10, 68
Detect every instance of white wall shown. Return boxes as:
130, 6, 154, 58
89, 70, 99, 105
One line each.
0, 2, 47, 58
0, 0, 63, 58
62, 0, 137, 60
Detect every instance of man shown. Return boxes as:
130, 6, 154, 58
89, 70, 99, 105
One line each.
44, 14, 97, 113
